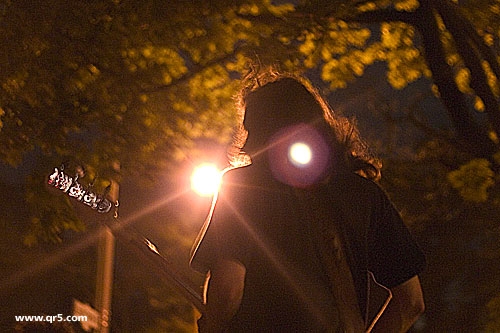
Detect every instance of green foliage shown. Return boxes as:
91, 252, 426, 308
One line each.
317, 22, 375, 88
447, 159, 496, 203
379, 22, 430, 89
486, 294, 500, 332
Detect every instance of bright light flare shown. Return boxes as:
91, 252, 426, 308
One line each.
190, 163, 222, 197
289, 142, 312, 166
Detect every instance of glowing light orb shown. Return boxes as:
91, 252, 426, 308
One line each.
268, 124, 330, 188
289, 142, 312, 166
190, 163, 222, 197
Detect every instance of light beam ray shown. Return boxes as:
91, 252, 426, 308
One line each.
222, 194, 335, 327
0, 187, 190, 295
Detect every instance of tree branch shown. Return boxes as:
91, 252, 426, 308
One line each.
433, 0, 500, 141
346, 2, 499, 159
347, 8, 417, 25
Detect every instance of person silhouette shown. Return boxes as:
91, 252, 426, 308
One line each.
191, 70, 425, 332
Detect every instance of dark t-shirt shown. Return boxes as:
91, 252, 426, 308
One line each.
191, 164, 425, 332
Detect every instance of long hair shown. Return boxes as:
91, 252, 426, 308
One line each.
228, 67, 381, 181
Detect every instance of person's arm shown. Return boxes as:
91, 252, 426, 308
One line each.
371, 275, 425, 333
198, 259, 246, 333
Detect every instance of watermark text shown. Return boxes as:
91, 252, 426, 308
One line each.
15, 314, 88, 324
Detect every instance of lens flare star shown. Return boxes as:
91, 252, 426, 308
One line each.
190, 163, 222, 197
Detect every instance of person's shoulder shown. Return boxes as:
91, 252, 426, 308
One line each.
224, 163, 252, 179
220, 164, 253, 189
333, 172, 380, 190
218, 164, 260, 198
328, 172, 388, 203
223, 163, 277, 187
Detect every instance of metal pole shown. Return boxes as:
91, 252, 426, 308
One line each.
95, 169, 120, 332
95, 225, 115, 332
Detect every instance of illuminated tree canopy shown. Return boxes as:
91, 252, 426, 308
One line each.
1, 0, 500, 244
2, 0, 498, 175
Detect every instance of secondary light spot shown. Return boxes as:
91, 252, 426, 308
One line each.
268, 123, 331, 188
289, 142, 312, 166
